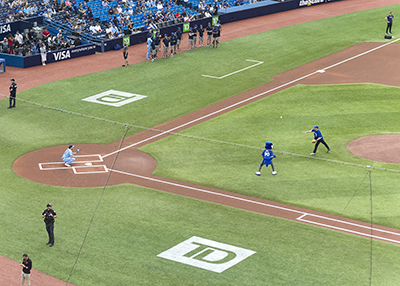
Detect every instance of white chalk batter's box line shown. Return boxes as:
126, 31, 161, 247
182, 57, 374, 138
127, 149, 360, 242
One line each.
72, 165, 108, 174
38, 154, 103, 170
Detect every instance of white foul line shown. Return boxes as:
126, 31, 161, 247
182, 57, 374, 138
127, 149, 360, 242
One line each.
103, 37, 400, 159
109, 168, 400, 244
202, 59, 264, 79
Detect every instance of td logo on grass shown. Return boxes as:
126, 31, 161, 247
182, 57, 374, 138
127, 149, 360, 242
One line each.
82, 90, 147, 107
157, 236, 256, 273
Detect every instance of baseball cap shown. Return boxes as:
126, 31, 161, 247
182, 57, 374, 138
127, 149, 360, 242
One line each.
314, 125, 319, 128
69, 144, 74, 148
164, 33, 168, 37
23, 253, 28, 257
177, 27, 180, 30
11, 78, 15, 81
47, 203, 52, 207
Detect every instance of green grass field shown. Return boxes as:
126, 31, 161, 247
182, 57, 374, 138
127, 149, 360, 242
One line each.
1, 4, 400, 285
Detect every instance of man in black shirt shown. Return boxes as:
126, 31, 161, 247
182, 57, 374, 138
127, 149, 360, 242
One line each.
8, 78, 17, 109
42, 203, 57, 247
20, 253, 32, 286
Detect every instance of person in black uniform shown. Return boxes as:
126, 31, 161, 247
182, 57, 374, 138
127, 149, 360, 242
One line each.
8, 78, 17, 109
42, 203, 57, 247
20, 253, 32, 286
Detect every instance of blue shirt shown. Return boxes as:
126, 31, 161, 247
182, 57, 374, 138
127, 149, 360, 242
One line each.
62, 148, 73, 160
387, 14, 394, 23
147, 37, 152, 47
262, 149, 276, 161
311, 129, 323, 140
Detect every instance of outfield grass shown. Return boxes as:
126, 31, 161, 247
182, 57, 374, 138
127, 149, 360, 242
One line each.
140, 84, 400, 228
1, 4, 400, 285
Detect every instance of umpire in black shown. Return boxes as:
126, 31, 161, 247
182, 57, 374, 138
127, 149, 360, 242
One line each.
42, 203, 57, 247
8, 78, 17, 109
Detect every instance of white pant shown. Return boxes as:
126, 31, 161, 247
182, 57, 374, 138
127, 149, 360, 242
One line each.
21, 272, 31, 286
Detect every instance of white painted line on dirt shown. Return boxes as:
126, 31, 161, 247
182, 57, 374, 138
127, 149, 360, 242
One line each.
201, 59, 264, 79
38, 155, 104, 170
72, 165, 108, 174
297, 213, 400, 237
109, 168, 400, 243
297, 217, 400, 244
103, 38, 400, 159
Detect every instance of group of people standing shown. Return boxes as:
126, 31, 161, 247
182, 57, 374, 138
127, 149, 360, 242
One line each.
145, 20, 222, 61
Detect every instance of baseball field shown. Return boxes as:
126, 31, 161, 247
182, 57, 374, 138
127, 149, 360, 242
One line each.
1, 2, 400, 285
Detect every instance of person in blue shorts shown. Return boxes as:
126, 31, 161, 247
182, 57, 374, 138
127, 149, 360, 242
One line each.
198, 24, 204, 47
176, 27, 182, 51
255, 142, 277, 176
303, 125, 331, 155
192, 24, 198, 48
62, 144, 77, 167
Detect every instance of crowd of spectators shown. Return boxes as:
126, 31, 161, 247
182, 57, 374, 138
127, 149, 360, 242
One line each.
0, 27, 76, 55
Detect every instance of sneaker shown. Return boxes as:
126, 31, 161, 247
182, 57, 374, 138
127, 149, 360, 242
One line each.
122, 64, 125, 67
255, 171, 261, 176
65, 163, 71, 167
7, 106, 12, 109
272, 171, 277, 175
310, 153, 316, 155
151, 59, 154, 62
326, 148, 331, 153
171, 54, 174, 57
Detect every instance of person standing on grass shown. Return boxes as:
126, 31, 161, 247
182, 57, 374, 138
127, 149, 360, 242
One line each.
386, 11, 394, 35
255, 142, 277, 176
212, 25, 219, 48
206, 22, 212, 46
122, 41, 129, 67
8, 78, 17, 109
303, 125, 331, 155
20, 253, 32, 286
198, 24, 204, 47
162, 33, 170, 58
42, 204, 57, 247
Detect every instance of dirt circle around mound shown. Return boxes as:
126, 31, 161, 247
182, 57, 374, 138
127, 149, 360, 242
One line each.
347, 135, 400, 164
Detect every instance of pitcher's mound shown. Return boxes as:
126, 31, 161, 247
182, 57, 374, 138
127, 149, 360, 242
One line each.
347, 135, 400, 164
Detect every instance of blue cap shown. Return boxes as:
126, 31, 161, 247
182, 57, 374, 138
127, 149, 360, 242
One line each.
194, 24, 197, 27
314, 125, 319, 128
200, 24, 203, 27
265, 142, 273, 149
69, 144, 74, 148
208, 22, 211, 25
164, 34, 168, 37
177, 27, 181, 30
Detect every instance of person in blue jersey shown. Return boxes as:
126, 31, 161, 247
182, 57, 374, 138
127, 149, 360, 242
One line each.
255, 142, 277, 176
206, 22, 212, 46
386, 11, 394, 35
303, 125, 331, 155
62, 144, 77, 167
192, 24, 198, 48
212, 25, 219, 48
162, 33, 170, 58
170, 32, 177, 56
198, 24, 204, 47
176, 27, 182, 51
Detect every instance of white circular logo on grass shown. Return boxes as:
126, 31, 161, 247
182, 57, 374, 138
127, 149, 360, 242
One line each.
82, 90, 147, 107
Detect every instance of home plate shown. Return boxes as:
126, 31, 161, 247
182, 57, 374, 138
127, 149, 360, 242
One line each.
84, 162, 93, 166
